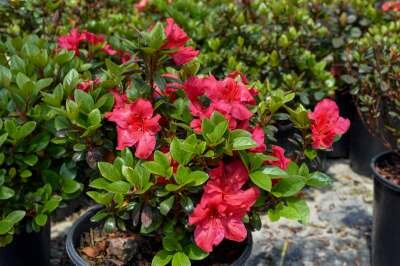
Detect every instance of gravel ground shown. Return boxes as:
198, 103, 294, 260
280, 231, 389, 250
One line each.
51, 159, 373, 266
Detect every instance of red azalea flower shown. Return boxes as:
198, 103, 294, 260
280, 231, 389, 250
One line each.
250, 126, 266, 153
265, 145, 290, 170
117, 50, 132, 63
82, 31, 105, 45
135, 0, 150, 11
77, 77, 101, 91
102, 44, 117, 56
58, 28, 85, 55
164, 18, 190, 49
163, 18, 199, 65
308, 99, 350, 150
105, 94, 161, 159
189, 160, 259, 252
183, 75, 255, 133
382, 1, 400, 11
171, 46, 199, 65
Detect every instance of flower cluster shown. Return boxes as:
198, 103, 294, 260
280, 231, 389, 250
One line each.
105, 91, 161, 159
58, 28, 117, 56
163, 18, 199, 65
189, 161, 259, 252
183, 74, 255, 133
308, 99, 351, 150
382, 1, 400, 12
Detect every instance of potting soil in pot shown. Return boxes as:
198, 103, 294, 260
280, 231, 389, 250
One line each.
78, 228, 249, 266
374, 152, 400, 184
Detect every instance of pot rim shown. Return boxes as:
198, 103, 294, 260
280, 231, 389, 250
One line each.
66, 205, 102, 266
371, 150, 400, 192
66, 205, 253, 265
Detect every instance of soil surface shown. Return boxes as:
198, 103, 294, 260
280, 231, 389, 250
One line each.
375, 152, 400, 185
50, 159, 373, 266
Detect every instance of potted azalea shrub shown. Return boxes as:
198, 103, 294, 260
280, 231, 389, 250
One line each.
63, 19, 350, 265
0, 35, 82, 265
344, 8, 400, 265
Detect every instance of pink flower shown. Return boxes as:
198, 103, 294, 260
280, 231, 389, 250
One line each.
171, 46, 199, 65
164, 18, 190, 49
77, 77, 101, 91
117, 50, 132, 63
183, 75, 255, 133
135, 0, 150, 11
308, 99, 350, 150
382, 1, 400, 11
82, 31, 105, 45
102, 44, 117, 56
189, 161, 259, 253
163, 18, 199, 65
105, 94, 161, 159
265, 145, 290, 170
250, 126, 266, 153
58, 29, 85, 55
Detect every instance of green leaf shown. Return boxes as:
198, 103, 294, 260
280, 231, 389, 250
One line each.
188, 171, 209, 186
163, 236, 182, 252
160, 195, 175, 215
0, 133, 7, 147
74, 89, 94, 113
87, 191, 113, 205
232, 137, 257, 150
22, 154, 38, 166
152, 250, 173, 266
185, 243, 209, 260
143, 161, 168, 177
106, 181, 131, 194
62, 178, 81, 194
0, 186, 14, 200
170, 139, 192, 165
0, 210, 25, 234
149, 22, 166, 50
42, 196, 62, 213
306, 172, 331, 188
103, 216, 116, 233
17, 121, 36, 140
98, 162, 121, 182
262, 166, 288, 177
272, 177, 305, 197
250, 171, 272, 191
34, 214, 48, 226
172, 252, 190, 266
89, 178, 111, 190
0, 66, 11, 87
63, 69, 80, 92
88, 109, 101, 126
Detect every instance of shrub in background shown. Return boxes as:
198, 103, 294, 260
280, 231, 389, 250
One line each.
0, 35, 82, 246
344, 9, 400, 150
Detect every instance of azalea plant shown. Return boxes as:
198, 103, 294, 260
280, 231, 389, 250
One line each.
0, 35, 82, 246
344, 6, 400, 151
54, 18, 350, 265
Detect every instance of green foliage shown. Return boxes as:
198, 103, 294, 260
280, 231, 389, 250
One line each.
345, 17, 400, 151
0, 35, 82, 246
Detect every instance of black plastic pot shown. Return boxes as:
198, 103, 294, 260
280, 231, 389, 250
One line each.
350, 111, 386, 176
372, 151, 400, 266
66, 206, 253, 266
0, 221, 50, 266
327, 91, 353, 159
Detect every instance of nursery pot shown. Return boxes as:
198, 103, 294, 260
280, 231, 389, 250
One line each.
349, 111, 386, 176
0, 221, 51, 266
372, 151, 400, 266
66, 206, 253, 266
327, 91, 353, 159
